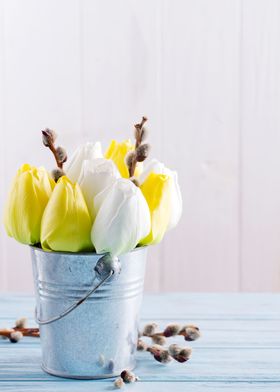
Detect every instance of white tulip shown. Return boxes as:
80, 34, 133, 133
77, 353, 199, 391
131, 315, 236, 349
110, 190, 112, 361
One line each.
139, 159, 182, 230
78, 158, 120, 218
66, 142, 103, 183
91, 178, 151, 256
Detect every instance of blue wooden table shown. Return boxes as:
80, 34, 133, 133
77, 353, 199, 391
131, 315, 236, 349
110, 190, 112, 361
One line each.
0, 293, 279, 391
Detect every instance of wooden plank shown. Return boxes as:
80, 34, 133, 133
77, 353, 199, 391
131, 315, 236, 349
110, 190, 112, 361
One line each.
1, 318, 280, 348
0, 294, 279, 388
0, 344, 279, 382
1, 381, 280, 392
1, 0, 82, 292
81, 0, 164, 291
160, 0, 241, 292
241, 0, 280, 291
0, 293, 279, 319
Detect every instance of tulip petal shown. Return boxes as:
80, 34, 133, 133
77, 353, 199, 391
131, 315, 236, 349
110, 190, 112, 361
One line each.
91, 178, 150, 256
4, 164, 54, 245
66, 142, 103, 183
105, 139, 142, 178
139, 159, 182, 230
78, 158, 120, 219
41, 176, 93, 252
139, 173, 172, 245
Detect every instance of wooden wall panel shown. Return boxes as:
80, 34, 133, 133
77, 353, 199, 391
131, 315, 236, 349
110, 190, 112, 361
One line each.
241, 0, 280, 291
160, 0, 241, 291
1, 0, 280, 293
1, 0, 82, 291
81, 0, 164, 291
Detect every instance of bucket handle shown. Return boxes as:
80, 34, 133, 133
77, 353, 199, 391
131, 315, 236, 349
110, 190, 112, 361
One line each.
35, 254, 121, 326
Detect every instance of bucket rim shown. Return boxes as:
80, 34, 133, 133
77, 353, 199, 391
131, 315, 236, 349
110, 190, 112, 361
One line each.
29, 244, 148, 257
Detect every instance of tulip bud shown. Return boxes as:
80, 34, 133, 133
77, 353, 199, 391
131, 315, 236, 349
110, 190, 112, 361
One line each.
91, 178, 151, 256
139, 173, 172, 246
66, 142, 103, 183
4, 164, 55, 245
55, 146, 67, 164
78, 158, 120, 218
138, 159, 182, 230
42, 128, 56, 147
41, 176, 93, 252
105, 140, 142, 178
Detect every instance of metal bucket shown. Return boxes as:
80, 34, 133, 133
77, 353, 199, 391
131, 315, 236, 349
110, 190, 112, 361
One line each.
30, 246, 147, 379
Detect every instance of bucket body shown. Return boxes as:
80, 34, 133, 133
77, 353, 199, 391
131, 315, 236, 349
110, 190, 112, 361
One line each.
30, 246, 147, 379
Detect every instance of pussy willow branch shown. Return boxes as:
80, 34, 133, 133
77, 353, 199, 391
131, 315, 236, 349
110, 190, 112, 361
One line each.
129, 116, 148, 178
41, 129, 63, 169
0, 328, 39, 338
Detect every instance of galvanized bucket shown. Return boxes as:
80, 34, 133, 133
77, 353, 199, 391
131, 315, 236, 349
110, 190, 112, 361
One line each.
30, 246, 147, 379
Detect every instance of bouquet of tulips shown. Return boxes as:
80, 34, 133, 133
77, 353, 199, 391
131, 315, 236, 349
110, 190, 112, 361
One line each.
4, 117, 182, 257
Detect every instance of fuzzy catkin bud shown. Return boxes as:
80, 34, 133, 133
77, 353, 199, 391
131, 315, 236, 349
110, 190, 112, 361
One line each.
151, 334, 166, 345
154, 349, 172, 364
135, 143, 150, 162
114, 377, 125, 389
140, 126, 148, 141
120, 370, 137, 383
180, 325, 201, 341
15, 317, 28, 329
51, 168, 65, 182
42, 128, 56, 147
9, 331, 23, 343
125, 151, 135, 168
168, 343, 181, 356
143, 323, 158, 337
148, 344, 164, 353
173, 347, 192, 363
163, 324, 181, 337
137, 339, 148, 351
56, 146, 67, 163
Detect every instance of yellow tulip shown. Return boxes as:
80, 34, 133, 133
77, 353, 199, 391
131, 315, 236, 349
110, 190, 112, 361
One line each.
139, 173, 172, 245
4, 164, 55, 245
105, 139, 142, 178
41, 176, 93, 252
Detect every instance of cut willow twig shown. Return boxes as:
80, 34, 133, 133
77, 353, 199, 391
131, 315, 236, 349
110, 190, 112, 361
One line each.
0, 328, 40, 339
41, 128, 67, 181
126, 116, 150, 181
